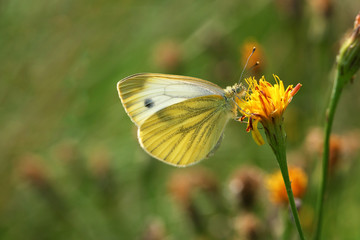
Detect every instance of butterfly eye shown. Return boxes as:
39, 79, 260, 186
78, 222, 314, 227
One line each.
144, 98, 154, 108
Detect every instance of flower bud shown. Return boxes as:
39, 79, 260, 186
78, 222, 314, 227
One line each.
337, 12, 360, 85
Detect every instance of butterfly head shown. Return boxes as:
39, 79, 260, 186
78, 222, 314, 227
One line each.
224, 83, 245, 100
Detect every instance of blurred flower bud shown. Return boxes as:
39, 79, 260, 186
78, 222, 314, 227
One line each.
328, 135, 342, 172
304, 128, 344, 173
168, 168, 218, 208
168, 168, 218, 236
337, 12, 360, 86
17, 153, 67, 216
18, 153, 48, 187
88, 146, 117, 204
51, 139, 79, 163
266, 167, 308, 205
274, 0, 303, 18
141, 218, 166, 240
152, 40, 183, 72
234, 213, 263, 240
304, 127, 323, 156
342, 129, 360, 157
228, 166, 262, 209
307, 0, 333, 18
88, 146, 111, 178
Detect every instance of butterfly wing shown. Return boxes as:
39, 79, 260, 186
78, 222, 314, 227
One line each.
138, 95, 235, 166
117, 73, 225, 126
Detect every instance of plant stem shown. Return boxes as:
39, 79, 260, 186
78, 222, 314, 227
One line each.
314, 70, 345, 240
265, 118, 306, 240
277, 145, 305, 240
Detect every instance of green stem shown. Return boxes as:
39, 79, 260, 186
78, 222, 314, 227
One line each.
265, 118, 306, 240
314, 70, 345, 240
277, 147, 305, 240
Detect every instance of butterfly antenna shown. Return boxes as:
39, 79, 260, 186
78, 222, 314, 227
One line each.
238, 47, 256, 84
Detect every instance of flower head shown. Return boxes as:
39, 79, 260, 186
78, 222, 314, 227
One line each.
237, 75, 305, 238
238, 75, 301, 145
266, 166, 308, 205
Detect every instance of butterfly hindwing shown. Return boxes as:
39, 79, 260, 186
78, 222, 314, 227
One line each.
138, 95, 234, 166
117, 73, 225, 126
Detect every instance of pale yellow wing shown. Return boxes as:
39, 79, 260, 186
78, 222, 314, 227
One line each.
138, 95, 235, 167
117, 73, 224, 126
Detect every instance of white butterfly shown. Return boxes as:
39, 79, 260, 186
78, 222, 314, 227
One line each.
117, 73, 244, 167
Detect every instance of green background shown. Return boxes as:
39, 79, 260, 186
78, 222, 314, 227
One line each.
1, 0, 360, 239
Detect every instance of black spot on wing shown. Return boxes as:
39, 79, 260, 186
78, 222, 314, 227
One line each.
144, 98, 154, 108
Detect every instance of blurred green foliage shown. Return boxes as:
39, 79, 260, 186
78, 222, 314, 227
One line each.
1, 0, 360, 239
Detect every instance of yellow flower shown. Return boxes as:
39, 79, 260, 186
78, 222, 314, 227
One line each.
237, 75, 301, 145
237, 75, 305, 238
266, 166, 308, 205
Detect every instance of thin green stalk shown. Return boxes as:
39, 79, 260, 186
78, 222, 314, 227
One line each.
314, 70, 345, 240
314, 15, 360, 238
265, 119, 306, 240
277, 145, 305, 240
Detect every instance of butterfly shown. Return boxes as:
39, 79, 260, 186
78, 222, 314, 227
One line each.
117, 73, 245, 167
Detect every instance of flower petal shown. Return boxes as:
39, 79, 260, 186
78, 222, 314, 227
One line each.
251, 119, 265, 146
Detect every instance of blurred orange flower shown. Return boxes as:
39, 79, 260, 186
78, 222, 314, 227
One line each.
266, 166, 308, 205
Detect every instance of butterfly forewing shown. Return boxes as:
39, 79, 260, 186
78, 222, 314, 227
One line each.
138, 95, 234, 166
117, 73, 225, 126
